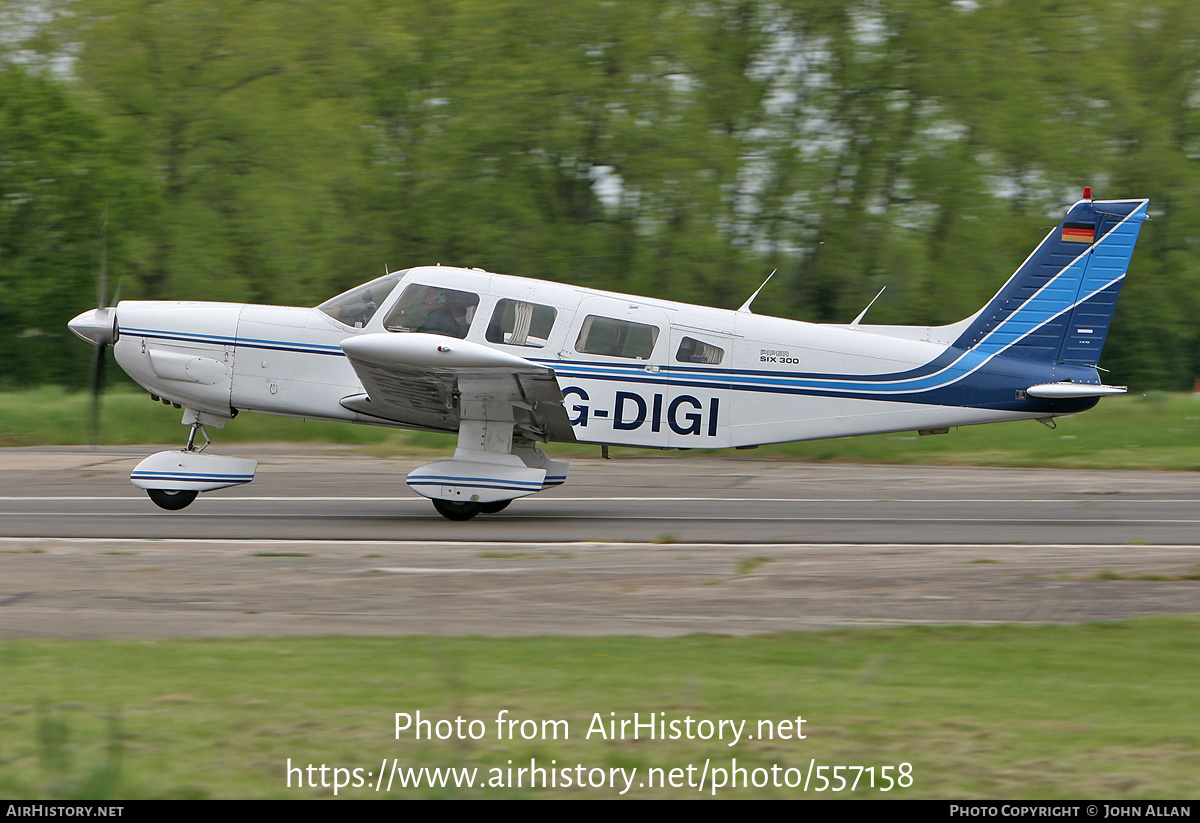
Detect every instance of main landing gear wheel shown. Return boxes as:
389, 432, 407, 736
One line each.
432, 499, 482, 521
146, 488, 198, 511
479, 500, 511, 514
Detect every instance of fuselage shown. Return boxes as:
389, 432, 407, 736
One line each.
104, 265, 1097, 449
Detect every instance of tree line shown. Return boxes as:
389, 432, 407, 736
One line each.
2, 0, 1198, 388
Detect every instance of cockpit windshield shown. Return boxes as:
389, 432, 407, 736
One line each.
316, 270, 407, 328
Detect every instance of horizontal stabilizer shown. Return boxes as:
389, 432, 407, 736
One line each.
1025, 382, 1127, 399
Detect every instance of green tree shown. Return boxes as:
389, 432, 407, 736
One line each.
0, 64, 124, 385
5, 0, 1199, 391
39, 0, 379, 304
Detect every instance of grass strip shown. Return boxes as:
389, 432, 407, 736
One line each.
1, 618, 1197, 798
5, 388, 1200, 470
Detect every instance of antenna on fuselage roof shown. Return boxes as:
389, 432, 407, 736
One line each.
849, 286, 887, 327
737, 269, 777, 313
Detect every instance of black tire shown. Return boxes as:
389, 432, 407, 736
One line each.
432, 499, 482, 521
479, 500, 511, 514
147, 488, 198, 511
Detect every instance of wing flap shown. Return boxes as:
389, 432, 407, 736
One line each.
340, 333, 573, 440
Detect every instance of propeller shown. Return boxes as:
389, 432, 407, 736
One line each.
66, 212, 121, 445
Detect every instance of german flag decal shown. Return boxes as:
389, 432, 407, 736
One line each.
1062, 222, 1095, 243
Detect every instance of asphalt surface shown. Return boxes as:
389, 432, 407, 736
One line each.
1, 446, 1198, 636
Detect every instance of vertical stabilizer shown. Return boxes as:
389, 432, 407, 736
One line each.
952, 198, 1148, 367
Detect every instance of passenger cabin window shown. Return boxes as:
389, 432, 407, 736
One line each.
316, 271, 405, 328
575, 315, 659, 360
675, 336, 724, 365
486, 299, 557, 348
383, 285, 480, 339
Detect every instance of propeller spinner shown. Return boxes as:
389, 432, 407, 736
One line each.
67, 306, 118, 347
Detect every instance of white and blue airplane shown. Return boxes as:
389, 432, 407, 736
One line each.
69, 195, 1148, 519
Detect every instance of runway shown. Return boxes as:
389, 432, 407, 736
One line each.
1, 447, 1198, 636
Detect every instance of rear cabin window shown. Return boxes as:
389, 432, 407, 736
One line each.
575, 315, 659, 360
486, 299, 557, 348
675, 336, 724, 365
382, 284, 480, 339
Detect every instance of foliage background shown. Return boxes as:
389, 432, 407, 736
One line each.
2, 0, 1198, 389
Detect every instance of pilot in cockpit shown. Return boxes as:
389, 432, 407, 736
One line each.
417, 290, 468, 338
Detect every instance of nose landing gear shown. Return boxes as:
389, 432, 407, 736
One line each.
130, 416, 257, 510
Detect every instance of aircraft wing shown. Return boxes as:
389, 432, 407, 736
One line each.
339, 333, 575, 441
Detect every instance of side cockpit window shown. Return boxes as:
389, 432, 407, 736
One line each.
486, 299, 557, 348
675, 336, 724, 365
383, 284, 480, 339
317, 271, 405, 328
575, 315, 659, 360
